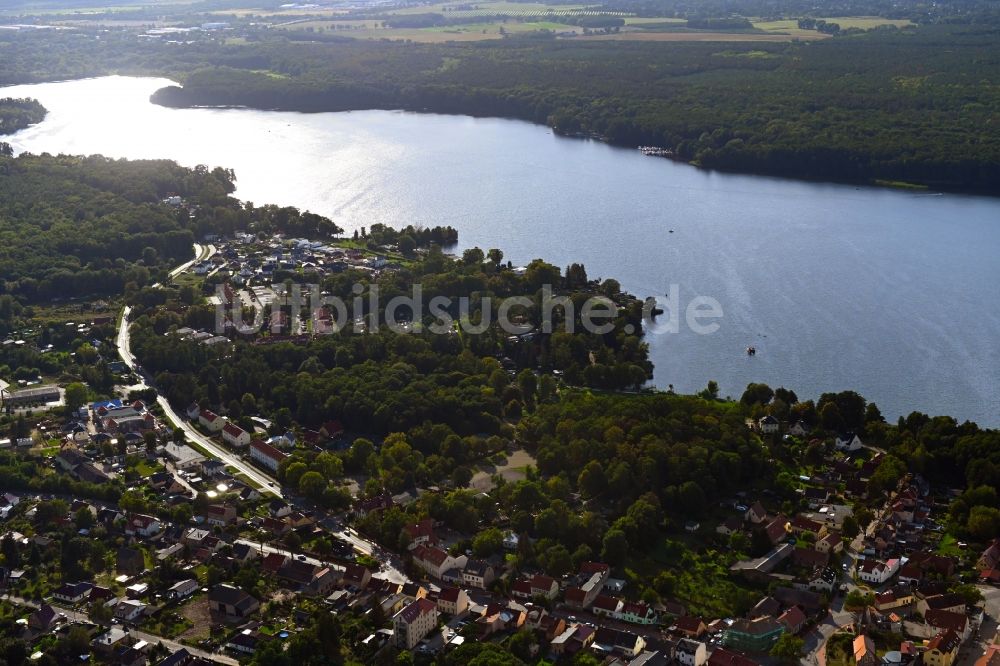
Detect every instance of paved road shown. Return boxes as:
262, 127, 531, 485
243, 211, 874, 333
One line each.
116, 281, 282, 497
2, 595, 237, 665
169, 243, 215, 279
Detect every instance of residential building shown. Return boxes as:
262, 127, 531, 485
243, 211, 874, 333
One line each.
411, 545, 467, 579
676, 638, 707, 666
205, 504, 237, 527
249, 439, 287, 472
462, 559, 495, 590
723, 616, 785, 652
708, 648, 760, 666
758, 415, 780, 434
167, 579, 199, 601
208, 584, 259, 620
436, 587, 469, 616
854, 635, 878, 666
393, 598, 438, 649
592, 627, 647, 659
222, 422, 251, 448
198, 410, 224, 432
924, 630, 961, 666
779, 606, 808, 634
673, 616, 707, 638
836, 432, 864, 451
53, 581, 93, 604
164, 442, 205, 470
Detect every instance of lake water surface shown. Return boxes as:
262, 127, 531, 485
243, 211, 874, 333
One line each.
4, 76, 999, 425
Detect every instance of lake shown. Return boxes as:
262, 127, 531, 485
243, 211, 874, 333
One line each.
4, 75, 999, 425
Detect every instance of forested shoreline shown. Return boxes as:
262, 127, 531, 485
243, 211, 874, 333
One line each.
0, 97, 46, 136
3, 24, 1000, 193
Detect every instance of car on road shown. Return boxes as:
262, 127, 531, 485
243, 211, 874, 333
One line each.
296, 554, 307, 561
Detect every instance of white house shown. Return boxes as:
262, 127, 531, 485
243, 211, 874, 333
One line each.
114, 599, 147, 622
788, 421, 811, 437
758, 415, 780, 434
167, 579, 199, 601
198, 410, 224, 433
411, 545, 467, 579
836, 432, 864, 452
393, 598, 438, 649
222, 422, 251, 448
859, 558, 901, 585
249, 439, 287, 472
677, 638, 708, 666
124, 514, 162, 538
164, 442, 205, 470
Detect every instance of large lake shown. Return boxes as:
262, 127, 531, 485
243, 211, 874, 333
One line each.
4, 76, 999, 425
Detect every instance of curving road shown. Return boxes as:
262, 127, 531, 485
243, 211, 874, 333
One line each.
116, 244, 282, 497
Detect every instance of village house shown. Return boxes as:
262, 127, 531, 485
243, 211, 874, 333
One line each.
249, 439, 288, 472
723, 616, 785, 652
411, 545, 467, 579
205, 504, 237, 527
198, 410, 224, 433
121, 514, 161, 540
393, 598, 438, 649
676, 638, 708, 666
854, 635, 878, 666
222, 422, 251, 448
208, 584, 259, 620
859, 558, 900, 585
592, 627, 648, 659
788, 421, 811, 437
758, 415, 780, 434
778, 605, 808, 634
816, 531, 844, 554
114, 599, 147, 623
708, 648, 761, 666
564, 562, 610, 610
673, 616, 708, 639
919, 593, 966, 617
29, 604, 57, 631
746, 502, 768, 524
924, 629, 962, 666
402, 518, 438, 550
167, 579, 199, 601
551, 624, 597, 657
164, 442, 205, 471
836, 432, 864, 452
511, 574, 560, 600
462, 559, 495, 590
436, 586, 469, 616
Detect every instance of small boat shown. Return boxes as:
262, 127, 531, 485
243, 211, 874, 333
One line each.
669, 230, 674, 233
746, 346, 757, 356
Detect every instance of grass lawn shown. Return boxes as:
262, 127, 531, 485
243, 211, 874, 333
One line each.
132, 459, 163, 478
143, 610, 194, 638
936, 533, 962, 557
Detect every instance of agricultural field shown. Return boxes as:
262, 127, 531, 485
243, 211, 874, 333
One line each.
577, 30, 821, 42
752, 16, 913, 34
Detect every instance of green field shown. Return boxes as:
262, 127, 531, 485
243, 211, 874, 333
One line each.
753, 16, 913, 34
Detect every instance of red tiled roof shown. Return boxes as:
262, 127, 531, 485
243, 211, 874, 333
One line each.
398, 598, 436, 624
223, 422, 245, 438
709, 648, 760, 666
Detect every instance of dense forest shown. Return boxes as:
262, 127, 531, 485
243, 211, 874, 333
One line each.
0, 97, 45, 136
3, 23, 999, 192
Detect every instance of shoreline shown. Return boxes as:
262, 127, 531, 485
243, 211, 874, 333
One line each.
148, 84, 993, 198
